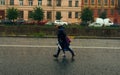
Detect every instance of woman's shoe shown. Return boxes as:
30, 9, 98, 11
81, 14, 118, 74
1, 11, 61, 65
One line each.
72, 54, 75, 58
62, 54, 66, 57
53, 54, 58, 58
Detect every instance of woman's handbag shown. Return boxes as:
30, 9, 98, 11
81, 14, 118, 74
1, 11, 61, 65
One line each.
66, 36, 71, 44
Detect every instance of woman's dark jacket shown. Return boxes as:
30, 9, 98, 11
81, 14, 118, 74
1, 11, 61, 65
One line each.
57, 26, 69, 50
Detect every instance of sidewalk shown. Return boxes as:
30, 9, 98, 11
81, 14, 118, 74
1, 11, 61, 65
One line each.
1, 35, 120, 39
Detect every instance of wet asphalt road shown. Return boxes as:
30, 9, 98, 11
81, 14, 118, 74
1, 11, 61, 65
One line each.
0, 37, 120, 75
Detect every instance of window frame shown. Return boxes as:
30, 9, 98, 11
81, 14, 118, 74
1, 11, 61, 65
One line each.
111, 0, 114, 6
19, 11, 24, 18
69, 0, 72, 7
56, 0, 61, 6
47, 0, 52, 6
97, 0, 101, 6
91, 0, 95, 5
10, 0, 14, 5
84, 0, 88, 5
75, 12, 79, 18
104, 0, 108, 6
0, 0, 5, 5
38, 0, 42, 6
75, 0, 79, 7
47, 11, 52, 19
19, 0, 23, 6
28, 0, 33, 6
68, 12, 72, 18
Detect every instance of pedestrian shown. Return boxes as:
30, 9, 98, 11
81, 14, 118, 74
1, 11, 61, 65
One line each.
53, 25, 75, 58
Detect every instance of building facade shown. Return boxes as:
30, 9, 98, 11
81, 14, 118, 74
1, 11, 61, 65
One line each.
0, 0, 82, 23
81, 0, 120, 23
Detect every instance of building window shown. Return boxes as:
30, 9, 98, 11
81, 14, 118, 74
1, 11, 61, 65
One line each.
98, 9, 101, 15
104, 0, 108, 6
47, 0, 52, 6
111, 9, 114, 15
19, 0, 23, 6
75, 0, 79, 7
19, 11, 23, 18
38, 0, 42, 6
91, 0, 94, 5
75, 12, 79, 18
111, 0, 114, 6
28, 11, 33, 18
10, 0, 14, 5
47, 11, 52, 19
118, 0, 120, 8
29, 0, 33, 6
68, 12, 72, 18
98, 0, 101, 6
69, 0, 72, 7
118, 10, 120, 15
0, 0, 5, 5
104, 9, 107, 13
0, 10, 5, 19
84, 0, 88, 5
56, 0, 61, 6
56, 11, 61, 16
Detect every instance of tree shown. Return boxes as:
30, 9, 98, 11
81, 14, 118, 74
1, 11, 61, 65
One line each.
6, 7, 19, 22
56, 12, 62, 20
99, 11, 107, 19
32, 7, 44, 22
80, 7, 94, 26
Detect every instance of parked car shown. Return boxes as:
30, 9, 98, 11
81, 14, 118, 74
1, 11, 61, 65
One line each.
16, 19, 25, 25
103, 18, 113, 26
89, 18, 113, 27
54, 20, 68, 25
23, 20, 35, 25
80, 21, 89, 26
45, 21, 53, 25
96, 18, 113, 27
1, 19, 13, 24
89, 22, 102, 27
110, 24, 120, 27
37, 20, 48, 25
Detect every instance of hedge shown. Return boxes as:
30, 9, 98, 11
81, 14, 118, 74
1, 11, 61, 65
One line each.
0, 25, 120, 37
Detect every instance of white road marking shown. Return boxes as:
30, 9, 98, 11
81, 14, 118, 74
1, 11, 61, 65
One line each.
0, 44, 120, 49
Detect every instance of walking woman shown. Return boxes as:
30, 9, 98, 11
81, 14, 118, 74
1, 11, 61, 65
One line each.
53, 25, 75, 58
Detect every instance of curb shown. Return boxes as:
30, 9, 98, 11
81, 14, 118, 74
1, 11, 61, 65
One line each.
75, 36, 120, 39
0, 35, 120, 39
